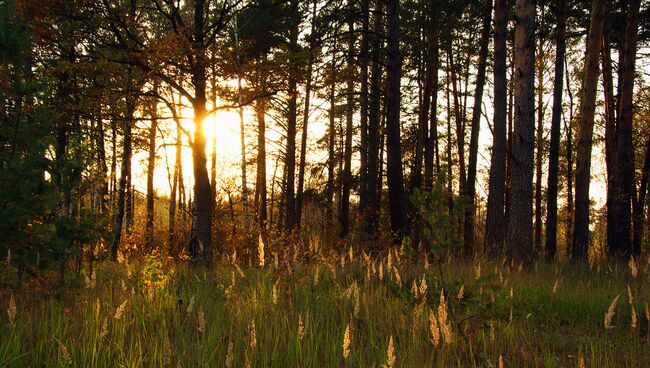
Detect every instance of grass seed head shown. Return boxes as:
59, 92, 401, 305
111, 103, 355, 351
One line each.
7, 294, 16, 327
225, 338, 234, 368
197, 310, 206, 333
163, 336, 172, 367
298, 314, 304, 341
429, 311, 440, 347
114, 300, 127, 320
386, 336, 396, 368
250, 320, 257, 349
604, 294, 620, 329
342, 323, 351, 359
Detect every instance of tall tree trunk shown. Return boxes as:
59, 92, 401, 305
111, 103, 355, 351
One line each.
234, 17, 250, 232
96, 112, 109, 215
145, 85, 158, 251
358, 0, 370, 218
602, 32, 618, 261
611, 0, 641, 258
255, 99, 268, 226
572, 0, 605, 262
544, 0, 567, 261
385, 0, 408, 241
564, 56, 575, 256
506, 0, 536, 265
448, 45, 466, 196
446, 78, 454, 217
186, 0, 215, 264
340, 8, 355, 238
169, 124, 181, 248
534, 7, 546, 255
327, 50, 337, 227
634, 137, 650, 254
296, 0, 317, 229
365, 0, 383, 239
424, 1, 439, 189
464, 0, 493, 255
111, 96, 136, 260
284, 0, 299, 232
486, 0, 508, 257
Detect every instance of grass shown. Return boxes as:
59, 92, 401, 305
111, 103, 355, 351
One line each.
1, 247, 649, 367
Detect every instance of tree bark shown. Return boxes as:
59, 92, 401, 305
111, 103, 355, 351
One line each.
506, 0, 536, 265
365, 0, 383, 239
255, 99, 268, 226
111, 94, 136, 260
544, 0, 567, 261
385, 0, 408, 241
145, 86, 158, 251
340, 5, 355, 238
572, 0, 605, 262
296, 0, 317, 229
486, 0, 508, 257
610, 0, 641, 258
464, 0, 493, 255
284, 0, 299, 232
423, 1, 439, 190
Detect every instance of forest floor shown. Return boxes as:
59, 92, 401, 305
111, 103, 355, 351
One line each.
1, 248, 649, 367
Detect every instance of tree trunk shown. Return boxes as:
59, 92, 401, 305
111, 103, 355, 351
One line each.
572, 0, 605, 262
534, 7, 546, 255
358, 0, 370, 218
464, 0, 493, 255
634, 137, 650, 254
485, 0, 508, 257
602, 32, 618, 261
506, 0, 536, 265
169, 124, 181, 248
448, 45, 466, 196
145, 88, 158, 251
611, 0, 641, 258
364, 0, 383, 239
327, 49, 337, 227
234, 17, 250, 232
544, 0, 567, 261
284, 0, 299, 232
424, 1, 439, 189
385, 0, 408, 241
340, 8, 355, 238
111, 97, 136, 260
296, 1, 316, 228
255, 99, 268, 226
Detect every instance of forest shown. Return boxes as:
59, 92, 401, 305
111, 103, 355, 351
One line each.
1, 0, 650, 366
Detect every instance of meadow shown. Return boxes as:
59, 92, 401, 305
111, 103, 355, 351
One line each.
1, 241, 649, 367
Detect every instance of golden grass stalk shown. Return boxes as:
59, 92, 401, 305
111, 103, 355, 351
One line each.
386, 336, 396, 368
250, 320, 257, 349
603, 294, 620, 329
428, 310, 440, 347
197, 310, 206, 334
438, 290, 452, 343
342, 322, 351, 359
114, 300, 128, 320
162, 336, 172, 367
7, 293, 16, 328
298, 314, 304, 341
225, 338, 234, 368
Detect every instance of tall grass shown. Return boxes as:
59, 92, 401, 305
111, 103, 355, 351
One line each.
1, 250, 648, 367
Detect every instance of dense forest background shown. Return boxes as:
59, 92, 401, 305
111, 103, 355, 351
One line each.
1, 0, 650, 280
